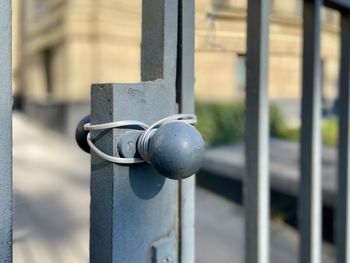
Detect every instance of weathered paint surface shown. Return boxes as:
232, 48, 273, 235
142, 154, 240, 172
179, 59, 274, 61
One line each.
0, 0, 13, 262
177, 0, 196, 262
337, 11, 350, 263
89, 0, 196, 262
245, 0, 270, 262
299, 1, 322, 263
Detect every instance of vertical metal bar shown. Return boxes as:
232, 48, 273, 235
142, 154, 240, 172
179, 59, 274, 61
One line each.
90, 1, 181, 262
141, 0, 178, 86
337, 10, 350, 263
0, 0, 13, 262
245, 0, 270, 262
177, 0, 195, 262
177, 0, 195, 113
299, 0, 322, 262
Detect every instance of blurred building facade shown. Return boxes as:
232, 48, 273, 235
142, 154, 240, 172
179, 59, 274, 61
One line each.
13, 0, 340, 133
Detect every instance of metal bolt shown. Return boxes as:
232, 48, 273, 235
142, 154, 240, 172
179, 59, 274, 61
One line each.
117, 131, 143, 158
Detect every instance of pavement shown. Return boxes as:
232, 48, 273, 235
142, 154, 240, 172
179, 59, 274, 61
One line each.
202, 140, 337, 206
13, 113, 90, 262
12, 112, 335, 262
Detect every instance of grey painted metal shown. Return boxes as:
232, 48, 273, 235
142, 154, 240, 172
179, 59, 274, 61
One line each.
148, 122, 204, 180
117, 131, 143, 158
141, 0, 177, 85
325, 0, 350, 11
0, 0, 13, 262
299, 0, 323, 263
152, 232, 177, 263
176, 0, 196, 262
337, 11, 350, 263
89, 0, 197, 262
244, 0, 270, 262
90, 83, 178, 263
75, 115, 91, 153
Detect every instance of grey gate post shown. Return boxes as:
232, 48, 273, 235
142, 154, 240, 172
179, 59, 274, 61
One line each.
89, 0, 195, 262
0, 0, 13, 262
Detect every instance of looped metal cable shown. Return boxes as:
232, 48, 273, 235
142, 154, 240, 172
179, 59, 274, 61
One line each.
137, 114, 196, 163
84, 114, 197, 164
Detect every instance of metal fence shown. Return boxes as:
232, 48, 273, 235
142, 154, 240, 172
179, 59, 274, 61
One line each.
1, 0, 350, 262
0, 0, 13, 262
245, 1, 350, 263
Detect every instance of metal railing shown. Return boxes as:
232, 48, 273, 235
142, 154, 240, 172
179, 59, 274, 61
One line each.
0, 0, 13, 262
336, 4, 350, 263
1, 0, 350, 262
244, 0, 350, 263
245, 0, 270, 262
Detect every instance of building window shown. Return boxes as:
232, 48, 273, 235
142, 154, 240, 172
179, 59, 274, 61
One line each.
296, 0, 303, 16
271, 0, 302, 17
212, 0, 248, 10
212, 0, 231, 10
34, 0, 49, 21
43, 48, 53, 95
236, 54, 246, 90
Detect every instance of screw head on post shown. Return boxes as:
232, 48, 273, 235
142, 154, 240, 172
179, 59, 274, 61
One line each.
148, 122, 205, 180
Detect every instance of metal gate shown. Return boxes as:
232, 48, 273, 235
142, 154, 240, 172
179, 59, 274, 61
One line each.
0, 0, 13, 262
1, 0, 350, 262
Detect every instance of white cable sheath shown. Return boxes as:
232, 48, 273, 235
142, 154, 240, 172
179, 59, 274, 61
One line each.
84, 114, 197, 164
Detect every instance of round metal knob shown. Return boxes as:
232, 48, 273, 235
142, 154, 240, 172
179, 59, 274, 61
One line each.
147, 122, 205, 180
75, 115, 90, 153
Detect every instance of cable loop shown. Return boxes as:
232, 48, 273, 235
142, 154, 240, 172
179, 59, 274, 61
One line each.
84, 114, 197, 164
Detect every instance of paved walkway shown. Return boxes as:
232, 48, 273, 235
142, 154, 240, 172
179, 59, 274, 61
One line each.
13, 113, 90, 262
12, 112, 335, 262
203, 140, 337, 206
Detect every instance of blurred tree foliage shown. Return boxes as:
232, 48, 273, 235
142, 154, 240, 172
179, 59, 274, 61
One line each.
275, 118, 338, 146
195, 101, 285, 147
196, 101, 339, 147
321, 118, 338, 146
